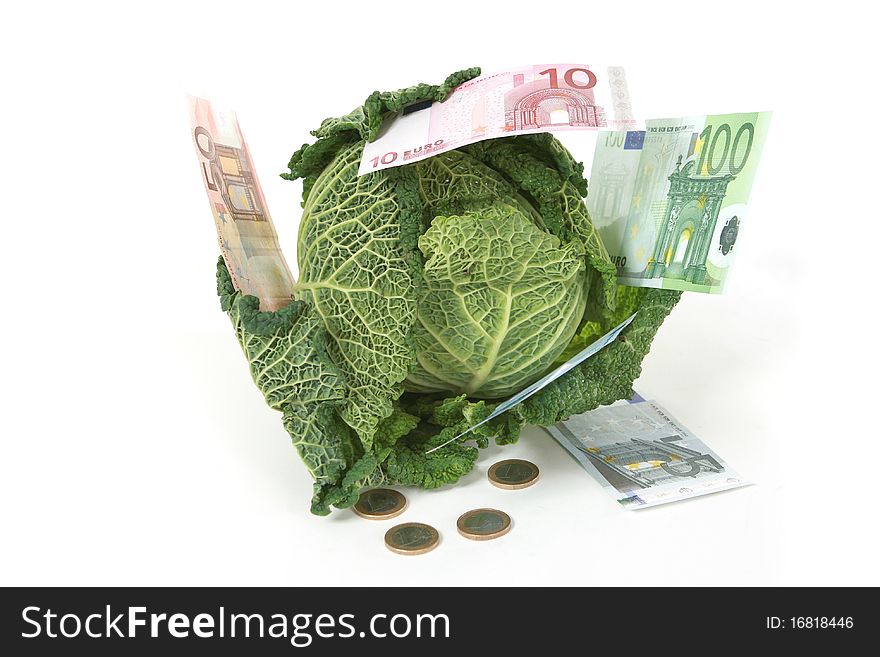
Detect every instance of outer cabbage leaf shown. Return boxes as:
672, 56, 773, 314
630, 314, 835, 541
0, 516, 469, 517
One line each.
219, 259, 482, 514
217, 259, 354, 494
294, 141, 418, 450
309, 404, 481, 513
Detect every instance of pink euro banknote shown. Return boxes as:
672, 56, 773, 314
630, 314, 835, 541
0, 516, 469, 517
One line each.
359, 64, 636, 176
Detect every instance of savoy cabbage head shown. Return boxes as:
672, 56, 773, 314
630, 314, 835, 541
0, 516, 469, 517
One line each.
217, 68, 680, 514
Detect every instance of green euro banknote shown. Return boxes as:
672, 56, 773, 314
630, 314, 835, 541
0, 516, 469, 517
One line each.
588, 113, 771, 293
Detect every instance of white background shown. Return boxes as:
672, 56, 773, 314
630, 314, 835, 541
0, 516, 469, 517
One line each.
2, 0, 877, 587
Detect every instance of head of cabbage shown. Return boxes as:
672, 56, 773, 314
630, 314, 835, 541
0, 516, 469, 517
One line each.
217, 68, 680, 514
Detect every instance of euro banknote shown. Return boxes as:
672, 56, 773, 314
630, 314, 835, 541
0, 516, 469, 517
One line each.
589, 113, 771, 293
359, 64, 636, 176
189, 97, 294, 311
547, 400, 748, 508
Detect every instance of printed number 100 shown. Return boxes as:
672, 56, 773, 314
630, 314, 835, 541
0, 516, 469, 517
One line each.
697, 122, 754, 175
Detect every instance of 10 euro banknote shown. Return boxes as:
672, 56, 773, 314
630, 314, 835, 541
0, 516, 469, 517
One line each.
359, 63, 637, 176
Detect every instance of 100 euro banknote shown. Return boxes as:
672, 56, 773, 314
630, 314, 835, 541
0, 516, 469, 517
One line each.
359, 64, 637, 176
589, 112, 771, 294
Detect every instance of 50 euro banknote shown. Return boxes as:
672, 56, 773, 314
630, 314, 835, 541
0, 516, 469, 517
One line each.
359, 64, 637, 176
189, 97, 294, 311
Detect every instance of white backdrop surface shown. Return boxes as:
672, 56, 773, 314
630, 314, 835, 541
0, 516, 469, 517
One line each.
1, 0, 876, 586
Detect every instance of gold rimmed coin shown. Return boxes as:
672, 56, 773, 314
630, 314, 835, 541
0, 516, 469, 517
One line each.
488, 459, 540, 490
384, 522, 440, 555
353, 488, 407, 520
456, 508, 512, 541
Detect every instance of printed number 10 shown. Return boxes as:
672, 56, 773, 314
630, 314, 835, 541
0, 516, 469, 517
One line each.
370, 151, 398, 168
538, 67, 597, 90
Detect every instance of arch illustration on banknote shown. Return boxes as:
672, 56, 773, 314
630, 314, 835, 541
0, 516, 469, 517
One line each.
503, 74, 604, 131
644, 158, 735, 285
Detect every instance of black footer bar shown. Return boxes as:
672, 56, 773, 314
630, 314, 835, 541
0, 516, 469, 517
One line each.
0, 586, 868, 653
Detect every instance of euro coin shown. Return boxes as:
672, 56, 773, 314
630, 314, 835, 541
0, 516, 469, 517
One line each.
456, 508, 512, 541
488, 459, 539, 490
384, 522, 440, 555
353, 488, 407, 520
